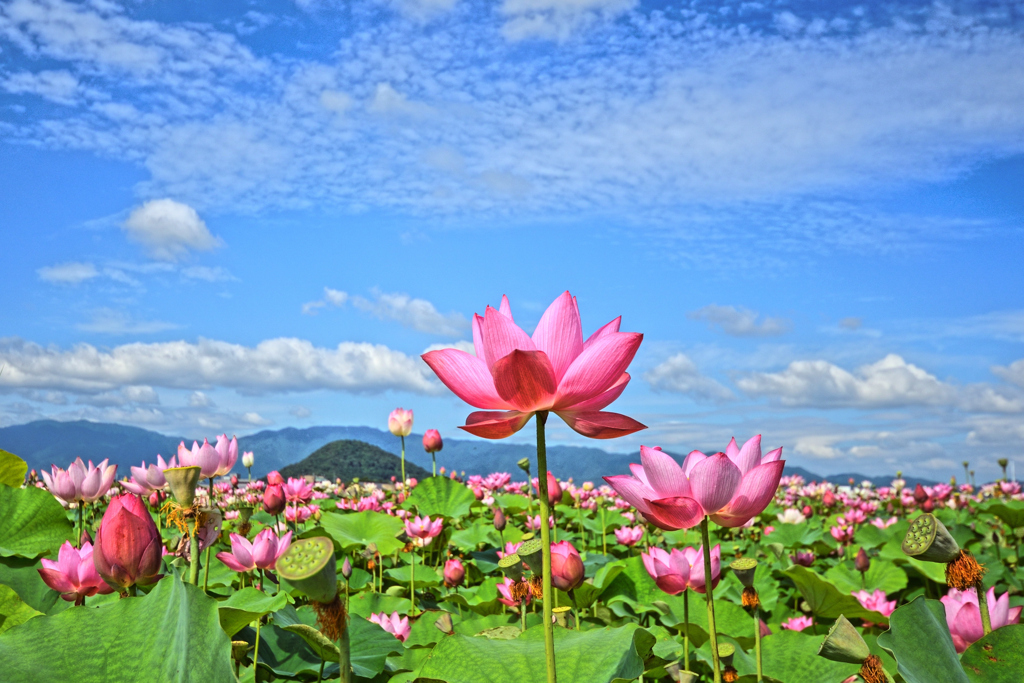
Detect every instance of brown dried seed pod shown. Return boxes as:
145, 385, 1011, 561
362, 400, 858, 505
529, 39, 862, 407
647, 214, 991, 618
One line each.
859, 654, 887, 683
741, 586, 760, 609
945, 550, 986, 591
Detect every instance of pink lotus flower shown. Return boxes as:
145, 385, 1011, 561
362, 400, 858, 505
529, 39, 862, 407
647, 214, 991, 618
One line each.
526, 515, 554, 531
497, 576, 530, 607
217, 529, 293, 572
388, 408, 414, 437
443, 558, 465, 587
603, 437, 784, 530
423, 429, 443, 453
830, 525, 854, 544
263, 484, 286, 515
549, 541, 585, 591
941, 587, 1022, 653
122, 455, 176, 495
177, 439, 220, 479
405, 515, 443, 546
283, 477, 314, 504
496, 541, 522, 559
41, 458, 118, 504
641, 547, 690, 595
853, 589, 896, 627
614, 526, 644, 547
285, 505, 313, 524
680, 544, 721, 594
791, 551, 815, 566
93, 493, 163, 589
369, 612, 411, 642
421, 292, 646, 440
870, 517, 897, 529
38, 541, 114, 605
781, 616, 814, 632
214, 434, 238, 477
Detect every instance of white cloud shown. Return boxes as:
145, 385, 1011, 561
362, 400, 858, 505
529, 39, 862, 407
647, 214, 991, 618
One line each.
290, 405, 312, 418
78, 385, 160, 407
3, 69, 81, 104
0, 336, 439, 395
500, 0, 637, 41
302, 287, 349, 315
993, 359, 1024, 389
122, 199, 223, 261
367, 83, 434, 118
423, 340, 475, 355
75, 309, 182, 335
180, 266, 236, 282
37, 261, 99, 284
644, 353, 734, 402
838, 317, 862, 331
688, 305, 791, 337
241, 411, 272, 426
188, 391, 212, 408
352, 290, 469, 336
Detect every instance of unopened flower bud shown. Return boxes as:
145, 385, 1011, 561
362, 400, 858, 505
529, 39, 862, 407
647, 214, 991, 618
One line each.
913, 483, 928, 504
341, 556, 352, 579
855, 547, 870, 574
493, 507, 506, 531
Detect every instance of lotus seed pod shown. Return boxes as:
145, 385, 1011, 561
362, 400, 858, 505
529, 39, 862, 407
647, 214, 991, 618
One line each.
901, 513, 960, 563
665, 663, 699, 683
163, 466, 202, 508
817, 615, 871, 664
520, 532, 535, 542
552, 605, 573, 628
231, 640, 250, 662
517, 538, 544, 576
517, 458, 531, 474
276, 536, 338, 603
729, 557, 758, 587
498, 553, 525, 581
238, 506, 254, 523
717, 641, 736, 665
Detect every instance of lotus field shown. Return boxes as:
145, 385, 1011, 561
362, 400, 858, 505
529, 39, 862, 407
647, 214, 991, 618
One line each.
0, 293, 1021, 683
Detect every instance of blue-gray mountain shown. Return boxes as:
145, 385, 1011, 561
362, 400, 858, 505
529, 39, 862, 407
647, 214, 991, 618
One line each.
0, 420, 938, 487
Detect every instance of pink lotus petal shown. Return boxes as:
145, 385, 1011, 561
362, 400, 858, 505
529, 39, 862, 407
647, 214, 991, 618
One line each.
530, 291, 584, 383
762, 447, 783, 463
628, 462, 650, 487
725, 438, 740, 459
422, 349, 512, 410
710, 460, 786, 528
498, 295, 513, 320
472, 313, 485, 359
460, 410, 532, 439
554, 332, 642, 409
602, 474, 655, 514
645, 496, 705, 530
479, 306, 535, 371
217, 552, 252, 573
682, 450, 707, 477
490, 349, 558, 412
556, 410, 646, 439
734, 435, 762, 475
584, 316, 621, 348
953, 603, 984, 646
38, 567, 75, 594
688, 453, 742, 515
640, 445, 690, 499
567, 373, 630, 412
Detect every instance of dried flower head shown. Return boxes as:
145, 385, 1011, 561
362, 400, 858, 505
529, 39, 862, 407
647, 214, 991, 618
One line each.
945, 550, 986, 591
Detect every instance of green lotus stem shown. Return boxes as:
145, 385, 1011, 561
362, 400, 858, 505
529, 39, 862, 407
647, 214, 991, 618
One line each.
317, 658, 324, 683
253, 616, 261, 675
410, 551, 417, 616
432, 452, 437, 477
127, 584, 137, 597
188, 520, 200, 585
601, 506, 607, 555
338, 616, 352, 683
536, 411, 557, 683
400, 435, 406, 486
701, 516, 721, 683
683, 589, 690, 671
204, 545, 212, 593
978, 583, 992, 635
521, 598, 527, 633
208, 477, 214, 501
754, 602, 762, 681
77, 503, 84, 548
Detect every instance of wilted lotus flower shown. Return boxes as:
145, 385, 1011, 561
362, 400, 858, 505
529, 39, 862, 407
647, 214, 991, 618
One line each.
38, 541, 114, 605
421, 292, 645, 439
604, 438, 784, 530
214, 434, 239, 477
388, 408, 414, 437
369, 612, 411, 642
497, 576, 530, 607
93, 493, 163, 589
41, 458, 118, 504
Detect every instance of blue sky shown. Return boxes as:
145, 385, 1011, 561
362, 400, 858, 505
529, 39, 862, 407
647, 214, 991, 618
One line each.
1, 0, 1022, 481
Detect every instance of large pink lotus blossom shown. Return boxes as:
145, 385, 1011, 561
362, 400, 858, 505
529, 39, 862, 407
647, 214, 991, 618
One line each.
405, 515, 443, 546
369, 612, 411, 642
214, 434, 238, 477
283, 477, 314, 504
41, 458, 117, 504
549, 541, 584, 591
38, 541, 114, 605
604, 437, 784, 530
941, 587, 1022, 653
421, 292, 645, 440
853, 589, 896, 627
177, 439, 220, 479
122, 455, 176, 495
641, 547, 690, 595
217, 529, 293, 573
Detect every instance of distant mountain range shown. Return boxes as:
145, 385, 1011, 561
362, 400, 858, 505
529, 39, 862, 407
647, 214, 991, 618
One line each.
280, 440, 431, 483
0, 419, 939, 487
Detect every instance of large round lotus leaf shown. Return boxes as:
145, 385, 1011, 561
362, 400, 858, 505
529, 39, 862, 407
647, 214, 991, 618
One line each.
0, 483, 75, 558
418, 623, 654, 683
404, 475, 477, 519
877, 597, 969, 683
0, 576, 234, 682
0, 451, 28, 487
961, 624, 1024, 683
319, 510, 406, 555
782, 566, 888, 622
217, 587, 288, 637
824, 560, 907, 596
0, 583, 41, 635
986, 501, 1024, 529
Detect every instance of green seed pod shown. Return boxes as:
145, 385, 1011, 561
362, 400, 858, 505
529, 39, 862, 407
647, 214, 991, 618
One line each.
517, 458, 531, 473
901, 513, 960, 563
817, 615, 870, 664
237, 506, 254, 523
729, 557, 758, 587
498, 553, 524, 581
517, 539, 544, 575
519, 532, 535, 541
163, 466, 202, 508
717, 641, 736, 665
277, 536, 338, 603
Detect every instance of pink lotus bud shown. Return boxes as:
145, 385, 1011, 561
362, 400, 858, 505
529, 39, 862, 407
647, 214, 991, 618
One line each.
341, 557, 352, 579
266, 471, 284, 486
230, 474, 239, 487
93, 493, 163, 589
802, 505, 813, 518
388, 408, 414, 437
148, 491, 160, 508
855, 547, 870, 573
263, 484, 286, 515
534, 471, 562, 507
922, 498, 935, 512
423, 429, 443, 453
914, 483, 928, 504
823, 490, 836, 507
549, 541, 584, 591
443, 558, 465, 588
493, 507, 506, 531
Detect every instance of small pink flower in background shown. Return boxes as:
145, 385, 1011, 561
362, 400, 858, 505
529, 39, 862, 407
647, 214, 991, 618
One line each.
388, 408, 414, 437
941, 587, 1022, 653
496, 542, 522, 559
1001, 481, 1021, 495
423, 429, 443, 453
283, 477, 314, 504
763, 526, 775, 536
681, 544, 721, 593
614, 526, 644, 546
443, 558, 465, 587
41, 458, 118, 504
369, 612, 411, 642
830, 525, 854, 544
122, 456, 174, 495
497, 576, 530, 607
285, 505, 312, 524
781, 615, 814, 632
38, 541, 114, 605
641, 547, 689, 595
225, 510, 240, 520
421, 292, 646, 440
853, 589, 896, 627
525, 515, 554, 531
405, 515, 443, 546
791, 551, 815, 567
870, 517, 897, 529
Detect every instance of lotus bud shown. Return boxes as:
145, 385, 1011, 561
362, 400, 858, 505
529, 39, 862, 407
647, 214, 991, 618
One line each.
422, 429, 443, 453
493, 507, 506, 531
276, 536, 338, 603
498, 553, 524, 581
341, 556, 352, 580
164, 466, 202, 508
818, 615, 871, 664
823, 490, 835, 507
913, 484, 928, 504
922, 498, 934, 512
549, 541, 584, 591
902, 513, 960, 563
802, 504, 813, 518
517, 538, 544, 576
855, 547, 870, 574
517, 458, 531, 474
242, 451, 254, 469
443, 558, 465, 588
729, 557, 757, 588
263, 483, 286, 515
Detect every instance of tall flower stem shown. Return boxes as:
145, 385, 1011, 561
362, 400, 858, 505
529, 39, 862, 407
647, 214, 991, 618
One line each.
682, 590, 690, 671
400, 435, 406, 486
77, 503, 84, 548
253, 617, 261, 676
338, 612, 352, 683
700, 516, 722, 683
204, 546, 212, 593
977, 583, 992, 635
535, 411, 557, 683
188, 519, 200, 585
753, 602, 763, 681
600, 506, 607, 555
432, 452, 437, 477
409, 551, 417, 616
